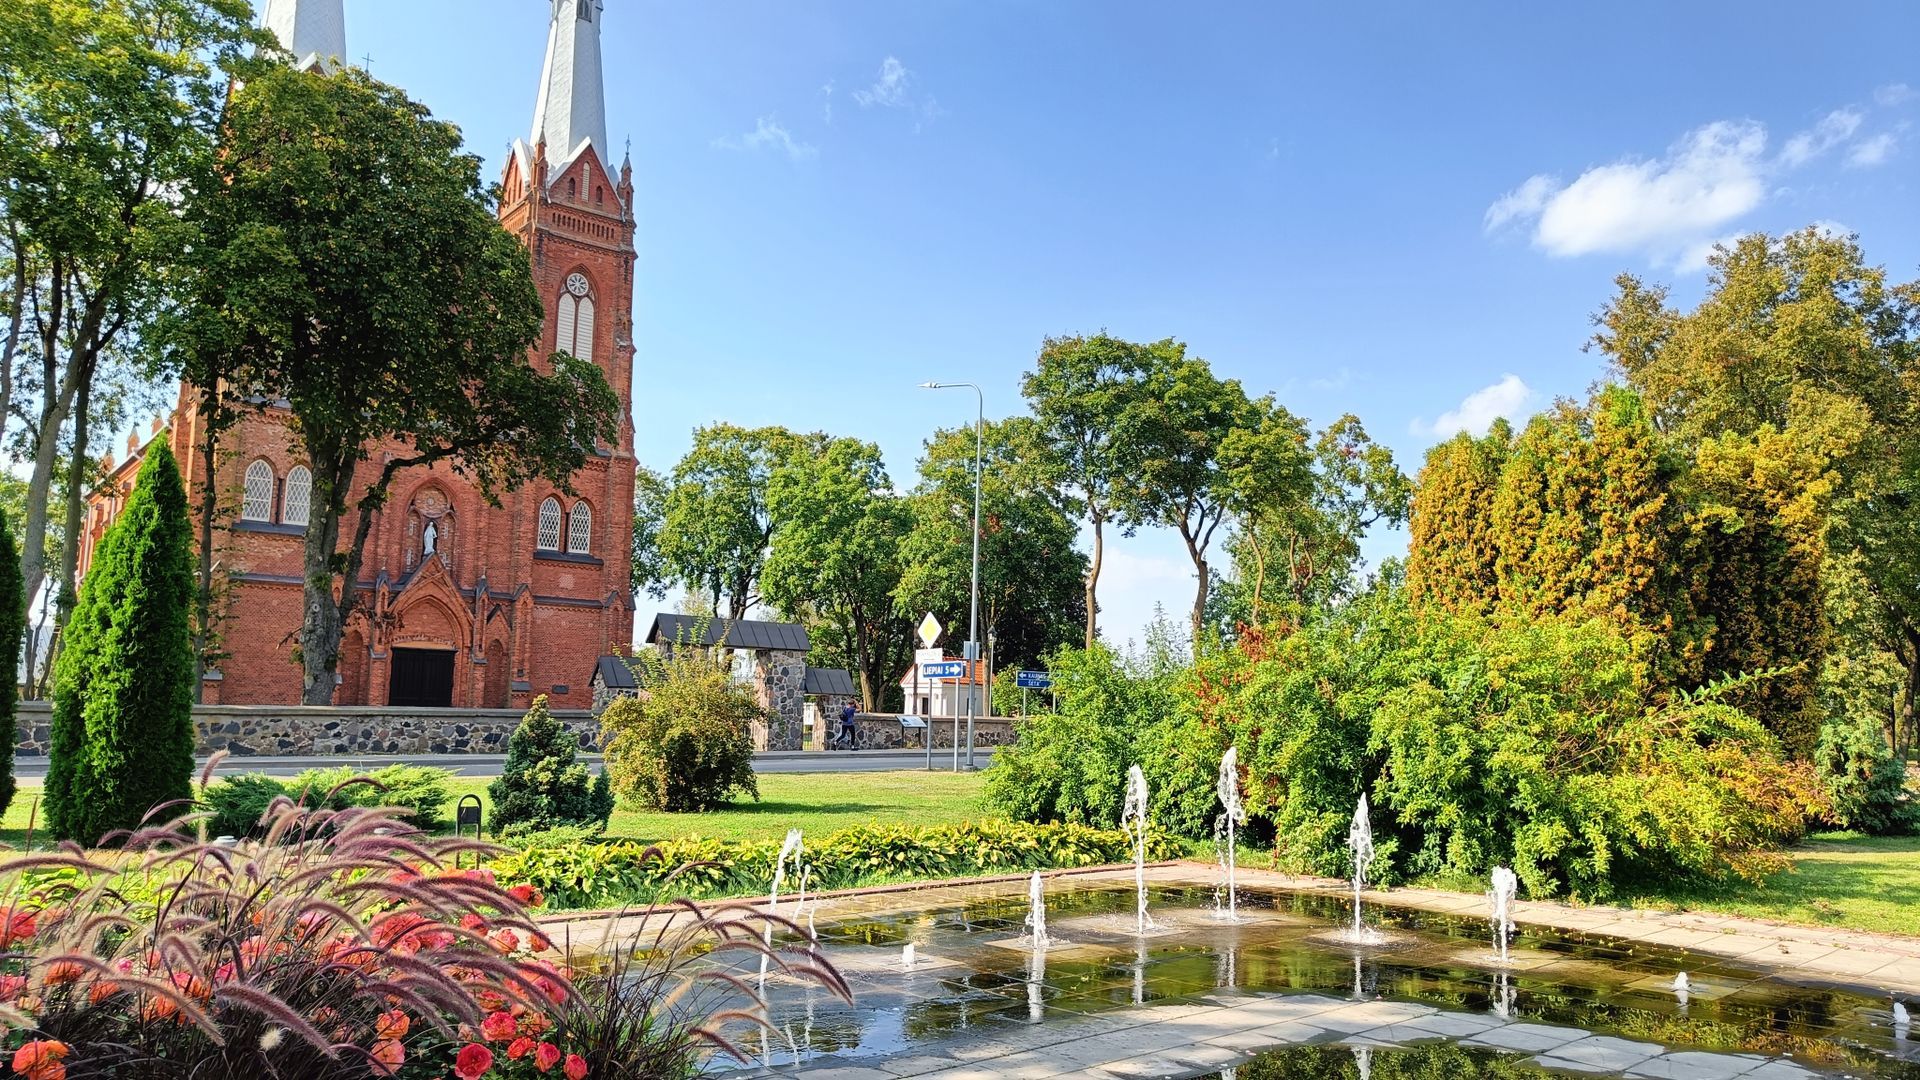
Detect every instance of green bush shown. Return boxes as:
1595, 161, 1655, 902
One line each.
201, 765, 454, 836
0, 507, 23, 821
488, 694, 613, 837
602, 650, 759, 812
46, 440, 196, 842
490, 819, 1183, 910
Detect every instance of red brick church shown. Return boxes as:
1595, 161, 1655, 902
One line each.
79, 0, 638, 711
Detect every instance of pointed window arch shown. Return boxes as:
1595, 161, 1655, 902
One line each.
282, 465, 312, 527
242, 461, 275, 522
567, 500, 592, 554
537, 497, 563, 551
555, 272, 596, 363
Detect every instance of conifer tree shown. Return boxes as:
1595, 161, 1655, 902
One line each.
45, 442, 196, 842
0, 510, 24, 819
488, 695, 613, 836
1406, 421, 1509, 615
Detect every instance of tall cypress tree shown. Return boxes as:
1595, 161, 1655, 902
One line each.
45, 442, 197, 842
0, 509, 24, 820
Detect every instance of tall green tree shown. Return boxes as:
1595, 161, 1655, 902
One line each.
1022, 334, 1161, 649
0, 508, 23, 818
170, 65, 619, 704
655, 424, 811, 620
1406, 421, 1511, 615
45, 441, 195, 842
631, 464, 671, 603
0, 0, 259, 629
1593, 228, 1920, 758
895, 417, 1087, 675
1129, 349, 1263, 644
762, 437, 912, 710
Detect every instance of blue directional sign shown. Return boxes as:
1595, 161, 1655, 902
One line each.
1015, 670, 1054, 690
921, 661, 967, 680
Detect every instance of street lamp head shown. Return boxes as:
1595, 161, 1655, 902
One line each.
918, 381, 943, 389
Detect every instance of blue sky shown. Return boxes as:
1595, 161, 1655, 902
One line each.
342, 0, 1919, 648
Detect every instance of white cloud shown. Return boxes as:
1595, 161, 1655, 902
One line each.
1876, 83, 1916, 107
1417, 375, 1535, 438
854, 57, 912, 108
1846, 132, 1896, 167
821, 81, 834, 124
1780, 108, 1863, 166
1483, 174, 1558, 232
712, 116, 817, 161
852, 56, 941, 129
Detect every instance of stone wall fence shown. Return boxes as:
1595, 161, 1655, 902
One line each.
13, 701, 599, 759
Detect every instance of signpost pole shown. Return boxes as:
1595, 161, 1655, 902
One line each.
918, 666, 929, 770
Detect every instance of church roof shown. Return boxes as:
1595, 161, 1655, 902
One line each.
646, 614, 810, 652
262, 0, 346, 74
527, 0, 611, 180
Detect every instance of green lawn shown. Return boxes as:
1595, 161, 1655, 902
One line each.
1621, 832, 1920, 937
449, 769, 991, 845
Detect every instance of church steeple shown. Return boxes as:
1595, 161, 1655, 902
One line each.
261, 0, 346, 74
526, 0, 610, 175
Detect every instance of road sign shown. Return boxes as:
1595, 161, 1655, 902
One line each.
922, 661, 966, 679
917, 612, 943, 648
1015, 670, 1053, 690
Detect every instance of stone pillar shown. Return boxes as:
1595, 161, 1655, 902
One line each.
753, 648, 806, 750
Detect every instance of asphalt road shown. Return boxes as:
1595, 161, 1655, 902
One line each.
10, 747, 999, 780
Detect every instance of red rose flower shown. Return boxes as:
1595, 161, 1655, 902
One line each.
534, 1041, 562, 1073
12, 1039, 69, 1080
454, 1042, 494, 1080
375, 1009, 410, 1040
369, 1038, 405, 1076
564, 1052, 588, 1080
0, 908, 38, 948
481, 1009, 518, 1042
507, 1036, 536, 1060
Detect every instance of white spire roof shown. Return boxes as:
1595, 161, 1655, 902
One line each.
261, 0, 346, 74
528, 0, 610, 177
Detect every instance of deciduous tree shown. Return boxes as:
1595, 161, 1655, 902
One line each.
656, 424, 811, 620
172, 65, 619, 704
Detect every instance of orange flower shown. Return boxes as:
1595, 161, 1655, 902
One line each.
43, 961, 84, 986
481, 1009, 518, 1042
375, 1008, 410, 1040
490, 929, 521, 954
517, 1011, 551, 1037
369, 1038, 406, 1076
507, 1036, 536, 1060
564, 1052, 588, 1080
88, 980, 121, 1005
12, 1039, 69, 1080
453, 1042, 494, 1080
0, 974, 26, 1001
528, 931, 552, 953
141, 994, 180, 1023
534, 1041, 562, 1073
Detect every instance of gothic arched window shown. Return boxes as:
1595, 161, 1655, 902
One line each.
242, 461, 275, 521
282, 465, 312, 527
555, 272, 596, 363
567, 500, 592, 554
537, 497, 563, 551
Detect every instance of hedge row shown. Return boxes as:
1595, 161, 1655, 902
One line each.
490, 819, 1181, 910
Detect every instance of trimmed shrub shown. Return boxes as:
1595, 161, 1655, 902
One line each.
200, 765, 453, 837
491, 819, 1184, 910
602, 650, 759, 812
45, 440, 196, 842
0, 507, 23, 820
488, 694, 613, 837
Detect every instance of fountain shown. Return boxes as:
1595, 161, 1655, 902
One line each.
1344, 794, 1378, 943
1214, 747, 1246, 919
1895, 999, 1910, 1040
1123, 764, 1157, 933
901, 943, 916, 972
1354, 1046, 1373, 1080
1671, 972, 1690, 993
761, 829, 805, 987
1024, 870, 1050, 949
1027, 943, 1046, 1022
1491, 970, 1515, 1018
798, 864, 815, 938
1489, 866, 1518, 962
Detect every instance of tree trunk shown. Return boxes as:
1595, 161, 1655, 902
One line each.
1085, 512, 1104, 651
1901, 627, 1919, 764
54, 377, 91, 630
193, 392, 222, 701
1180, 523, 1210, 647
299, 455, 351, 705
0, 229, 25, 445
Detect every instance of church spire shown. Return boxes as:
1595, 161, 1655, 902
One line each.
528, 0, 610, 173
261, 0, 346, 74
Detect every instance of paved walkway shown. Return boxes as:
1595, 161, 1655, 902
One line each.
734, 988, 1851, 1079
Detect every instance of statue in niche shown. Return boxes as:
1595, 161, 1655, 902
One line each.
405, 487, 452, 572
423, 519, 439, 556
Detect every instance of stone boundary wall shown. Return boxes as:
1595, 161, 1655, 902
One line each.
836, 713, 1016, 751
13, 701, 598, 758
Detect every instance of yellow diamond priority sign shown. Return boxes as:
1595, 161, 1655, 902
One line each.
917, 612, 943, 649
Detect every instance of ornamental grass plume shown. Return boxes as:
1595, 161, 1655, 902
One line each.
0, 770, 572, 1078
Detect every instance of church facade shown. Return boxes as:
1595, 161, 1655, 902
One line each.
78, 0, 638, 711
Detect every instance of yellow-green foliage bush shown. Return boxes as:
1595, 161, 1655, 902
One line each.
491, 820, 1181, 910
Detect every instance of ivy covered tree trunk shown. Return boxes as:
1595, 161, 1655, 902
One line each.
45, 441, 197, 843
0, 508, 25, 819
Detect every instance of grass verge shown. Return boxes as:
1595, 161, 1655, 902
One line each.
1619, 832, 1920, 937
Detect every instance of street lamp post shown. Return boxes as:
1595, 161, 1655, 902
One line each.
920, 380, 984, 770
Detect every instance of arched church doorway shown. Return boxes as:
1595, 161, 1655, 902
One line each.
389, 647, 456, 708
